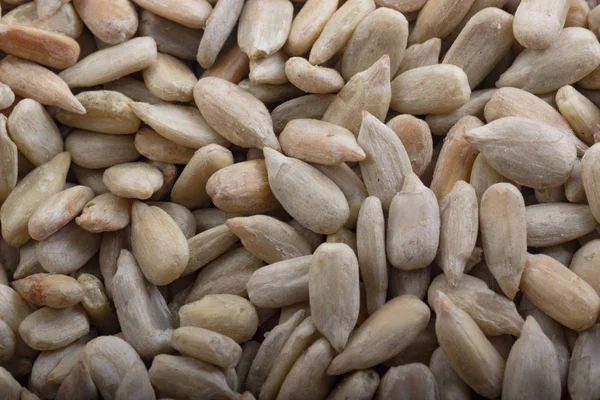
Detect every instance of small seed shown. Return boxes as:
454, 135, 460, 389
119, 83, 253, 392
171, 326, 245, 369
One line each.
72, 0, 137, 44
171, 327, 242, 369
513, 0, 569, 49
138, 10, 201, 61
386, 114, 433, 176
408, 0, 476, 45
142, 53, 197, 102
19, 305, 89, 351
249, 51, 289, 85
375, 363, 439, 400
197, 0, 244, 68
395, 37, 441, 77
284, 0, 338, 57
77, 273, 119, 335
202, 43, 250, 83
285, 57, 344, 94
0, 2, 83, 39
556, 84, 600, 145
131, 0, 212, 28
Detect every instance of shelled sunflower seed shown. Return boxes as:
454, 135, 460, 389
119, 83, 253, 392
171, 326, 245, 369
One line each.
2, 0, 600, 399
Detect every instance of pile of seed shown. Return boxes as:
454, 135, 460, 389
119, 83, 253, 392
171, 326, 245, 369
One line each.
1, 0, 600, 398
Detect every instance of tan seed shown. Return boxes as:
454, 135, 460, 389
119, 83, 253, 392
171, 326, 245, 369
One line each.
0, 116, 17, 205
0, 2, 83, 39
408, 0, 476, 45
202, 43, 250, 83
170, 327, 242, 369
513, 0, 569, 49
103, 162, 163, 200
12, 273, 83, 309
72, 0, 137, 44
527, 203, 598, 247
271, 94, 334, 134
249, 51, 290, 85
196, 0, 244, 68
77, 273, 119, 335
556, 84, 600, 145
131, 0, 212, 28
386, 114, 433, 176
66, 130, 139, 169
327, 369, 380, 400
138, 10, 201, 61
19, 305, 89, 351
426, 89, 496, 136
134, 127, 194, 165
284, 0, 338, 57
285, 57, 344, 94
142, 53, 196, 102
582, 143, 600, 222
76, 192, 132, 233
395, 37, 441, 77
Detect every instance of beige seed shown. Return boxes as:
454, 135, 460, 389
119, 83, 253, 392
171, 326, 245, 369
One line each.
114, 362, 156, 400
171, 327, 242, 369
149, 355, 237, 400
358, 112, 412, 210
246, 310, 305, 396
428, 274, 525, 336
77, 273, 119, 335
237, 80, 303, 105
437, 181, 478, 287
205, 159, 279, 215
0, 366, 20, 400
502, 316, 561, 400
138, 10, 201, 61
59, 36, 158, 88
179, 294, 258, 343
429, 347, 472, 400
285, 57, 344, 94
408, 0, 476, 45
131, 201, 189, 285
0, 84, 15, 111
284, 0, 338, 57
186, 247, 263, 302
0, 56, 84, 114
327, 369, 380, 400
568, 324, 600, 399
19, 305, 89, 351
130, 102, 229, 149
582, 143, 600, 222
202, 43, 250, 83
56, 90, 140, 135
388, 266, 432, 300
72, 0, 137, 44
435, 292, 505, 398
497, 27, 600, 94
195, 77, 280, 150
13, 241, 44, 280
309, 0, 375, 65
227, 215, 312, 264
322, 55, 391, 136
249, 51, 289, 85
142, 53, 196, 102
0, 320, 15, 362
556, 84, 600, 145
513, 0, 569, 49
521, 253, 600, 331
309, 243, 360, 352
35, 0, 69, 20
391, 64, 471, 115
0, 2, 83, 39
442, 8, 513, 89
444, 0, 508, 45
131, 0, 212, 28
134, 127, 194, 165
149, 201, 196, 239
196, 0, 244, 68
387, 173, 440, 271
579, 65, 600, 89
328, 295, 431, 375
427, 89, 495, 137
277, 338, 336, 400
8, 98, 64, 166
469, 152, 511, 203
66, 131, 139, 169
526, 203, 598, 247
75, 192, 132, 233
565, 158, 587, 203
264, 148, 350, 234
375, 364, 439, 400
183, 225, 239, 276
0, 116, 17, 205
395, 37, 441, 77
271, 94, 334, 134
12, 273, 83, 309
386, 115, 432, 177
1, 152, 70, 247
104, 77, 163, 105
103, 162, 163, 199
480, 183, 527, 299
237, 0, 293, 59
326, 228, 358, 254
342, 8, 408, 80
0, 24, 79, 69
570, 239, 600, 294
465, 117, 577, 189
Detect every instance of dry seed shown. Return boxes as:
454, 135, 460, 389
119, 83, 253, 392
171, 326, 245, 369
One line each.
309, 0, 375, 65
285, 57, 344, 94
11, 273, 83, 309
480, 183, 527, 299
388, 266, 432, 300
426, 89, 495, 136
202, 43, 250, 83
444, 0, 508, 45
237, 80, 303, 105
521, 253, 600, 331
0, 115, 17, 205
149, 354, 237, 400
47, 346, 86, 385
142, 53, 196, 102
556, 84, 600, 145
322, 55, 391, 136
435, 292, 505, 398
180, 294, 258, 344
0, 83, 15, 111
513, 0, 569, 49
227, 215, 312, 264
526, 203, 598, 247
59, 36, 157, 88
284, 0, 338, 57
327, 369, 379, 400
326, 228, 358, 254
569, 324, 600, 399
579, 65, 600, 89
249, 52, 289, 85
583, 143, 600, 222
0, 2, 83, 39
76, 192, 132, 233
13, 241, 44, 280
149, 201, 196, 239
565, 159, 587, 203
328, 295, 430, 374
0, 152, 70, 247
246, 310, 305, 396
566, 0, 590, 28
428, 274, 525, 336
134, 128, 194, 165
0, 24, 79, 70
442, 8, 513, 88
437, 181, 478, 287
77, 273, 119, 335
0, 366, 20, 400
103, 162, 163, 199
0, 56, 84, 114
387, 173, 440, 271
132, 0, 212, 29
183, 225, 239, 276
197, 0, 244, 67
386, 115, 433, 176
391, 64, 471, 115
238, 0, 293, 60
66, 130, 139, 169
103, 78, 161, 105
570, 239, 600, 294
206, 159, 279, 215
131, 201, 189, 285
395, 37, 441, 77
114, 362, 156, 400
271, 94, 334, 134
375, 364, 438, 400
19, 305, 89, 351
170, 327, 242, 369
409, 0, 476, 45
264, 148, 350, 234
497, 27, 600, 94
138, 11, 200, 61
72, 0, 137, 44
341, 8, 408, 80
465, 117, 577, 189
429, 347, 472, 400
470, 152, 511, 202
237, 341, 261, 392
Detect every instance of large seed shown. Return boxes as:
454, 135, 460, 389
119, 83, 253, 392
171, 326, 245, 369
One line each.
11, 273, 83, 309
513, 0, 569, 49
526, 203, 598, 247
284, 0, 338, 57
130, 0, 212, 29
582, 143, 600, 222
131, 201, 189, 286
142, 53, 196, 102
569, 324, 600, 400
19, 306, 89, 351
375, 363, 439, 400
72, 0, 137, 44
197, 0, 244, 68
170, 327, 242, 369
264, 148, 349, 234
66, 131, 139, 169
408, 0, 476, 45
521, 253, 600, 331
387, 173, 440, 271
237, 0, 293, 59
138, 10, 201, 61
480, 183, 527, 299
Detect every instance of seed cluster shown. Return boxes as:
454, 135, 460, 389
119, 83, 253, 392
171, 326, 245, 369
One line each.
0, 0, 600, 399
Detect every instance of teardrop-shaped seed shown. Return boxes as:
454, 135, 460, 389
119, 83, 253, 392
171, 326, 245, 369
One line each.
569, 324, 600, 399
429, 347, 472, 400
72, 0, 137, 44
12, 273, 83, 309
327, 369, 380, 400
284, 0, 338, 57
196, 0, 244, 68
408, 0, 476, 45
375, 363, 439, 400
513, 0, 569, 49
582, 143, 600, 222
103, 162, 163, 200
142, 53, 197, 102
19, 306, 90, 351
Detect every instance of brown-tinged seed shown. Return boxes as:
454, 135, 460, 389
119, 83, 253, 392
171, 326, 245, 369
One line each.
513, 0, 569, 49
76, 192, 132, 233
77, 273, 118, 335
72, 0, 137, 44
19, 305, 89, 351
285, 57, 344, 94
197, 0, 244, 68
1, 152, 70, 247
237, 0, 293, 59
521, 253, 600, 330
142, 53, 196, 102
171, 327, 242, 369
103, 162, 163, 200
59, 36, 157, 88
11, 273, 83, 309
395, 38, 441, 77
179, 294, 258, 343
386, 115, 433, 176
0, 2, 83, 39
408, 0, 476, 45
526, 203, 598, 247
284, 0, 338, 57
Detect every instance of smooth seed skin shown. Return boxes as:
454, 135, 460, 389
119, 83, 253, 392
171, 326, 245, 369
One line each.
569, 324, 600, 400
513, 0, 569, 49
